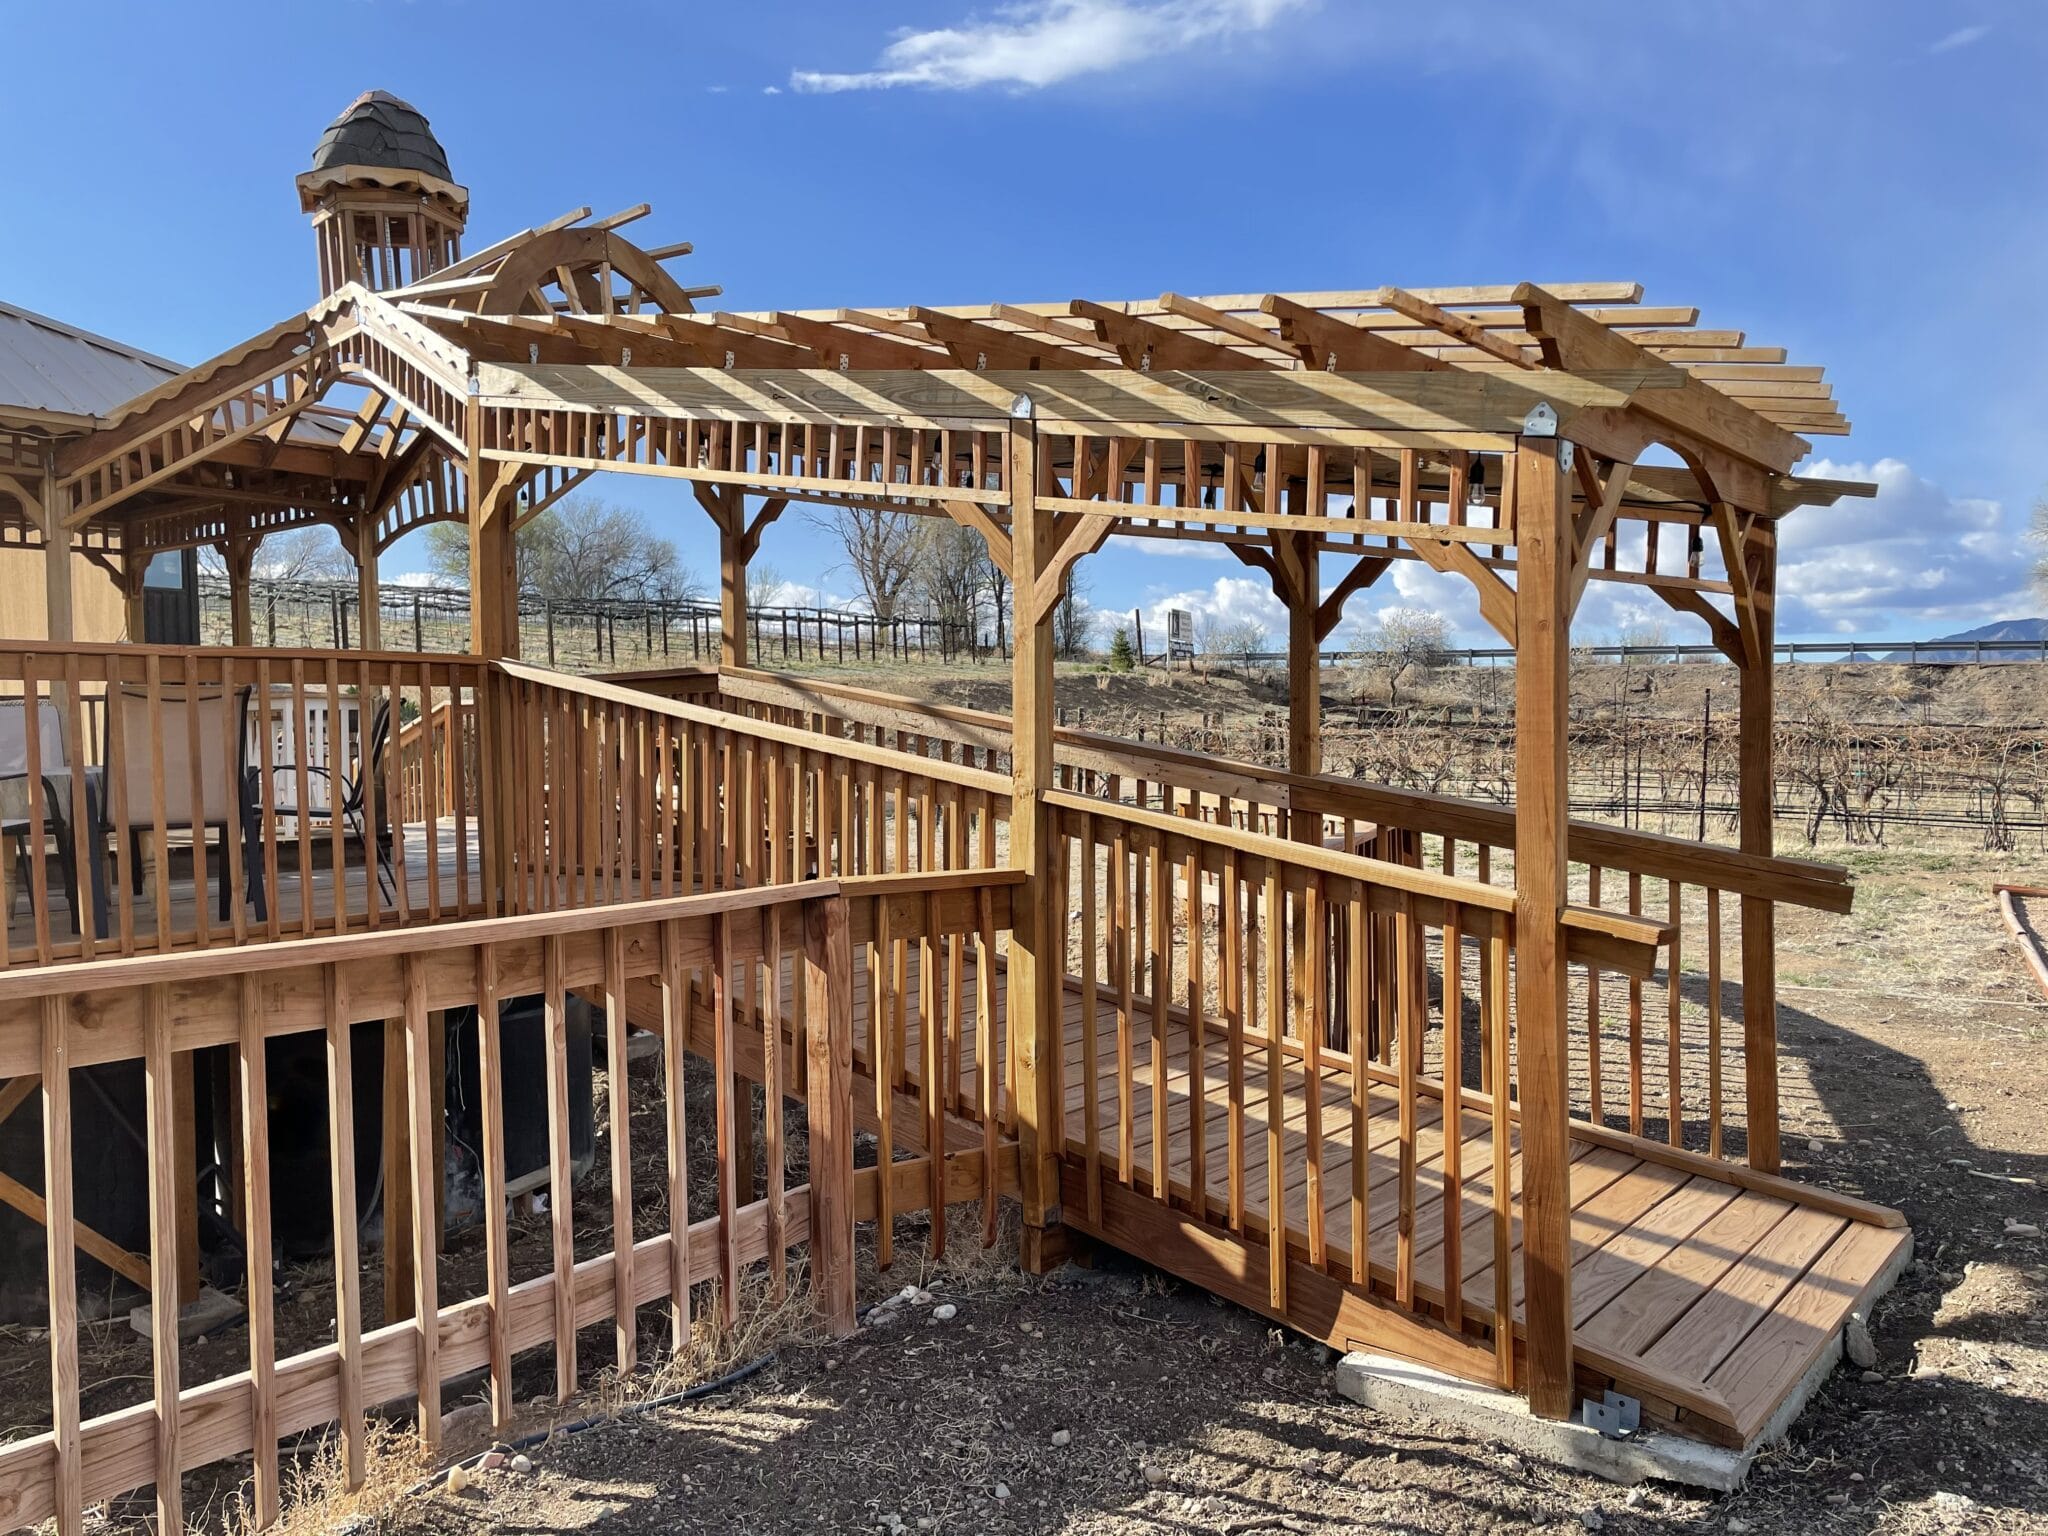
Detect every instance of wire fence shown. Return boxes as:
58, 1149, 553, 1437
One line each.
198, 575, 989, 671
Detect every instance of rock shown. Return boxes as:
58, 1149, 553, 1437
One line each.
932, 1303, 958, 1322
480, 1451, 506, 1471
1581, 1513, 1605, 1531
1861, 1369, 1885, 1384
1142, 1462, 1166, 1486
510, 1454, 533, 1475
1844, 1316, 1878, 1369
1726, 1520, 1752, 1534
1807, 1139, 1826, 1156
2004, 1220, 2040, 1237
993, 1483, 1011, 1501
1051, 1429, 1072, 1448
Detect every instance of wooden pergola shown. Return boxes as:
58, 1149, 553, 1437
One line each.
0, 99, 1908, 1532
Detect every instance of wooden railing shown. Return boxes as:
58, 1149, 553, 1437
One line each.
0, 880, 858, 1536
670, 667, 1850, 1169
0, 642, 493, 969
1043, 787, 1663, 1377
394, 694, 478, 829
496, 663, 1011, 914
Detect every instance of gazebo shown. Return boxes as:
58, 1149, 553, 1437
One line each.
0, 91, 1906, 1534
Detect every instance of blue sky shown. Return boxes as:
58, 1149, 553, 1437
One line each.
2, 1, 2039, 645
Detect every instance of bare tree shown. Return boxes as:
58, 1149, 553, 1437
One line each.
425, 494, 697, 603
1351, 606, 1449, 708
748, 562, 787, 607
1196, 612, 1268, 676
812, 504, 920, 620
915, 520, 986, 653
1052, 564, 1095, 658
2031, 488, 2048, 603
226, 526, 355, 583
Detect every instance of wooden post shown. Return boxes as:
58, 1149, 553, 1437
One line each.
467, 457, 519, 662
1739, 523, 1779, 1173
803, 895, 856, 1334
719, 495, 748, 669
39, 474, 73, 647
1283, 527, 1322, 784
355, 521, 383, 652
1007, 416, 1064, 1269
120, 544, 148, 645
1511, 433, 1575, 1419
226, 538, 257, 648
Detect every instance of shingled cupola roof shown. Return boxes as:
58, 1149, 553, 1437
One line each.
296, 90, 468, 220
310, 91, 453, 180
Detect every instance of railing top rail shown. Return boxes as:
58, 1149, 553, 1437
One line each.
1047, 786, 1515, 915
718, 665, 1852, 913
0, 639, 489, 670
507, 659, 1014, 799
0, 878, 842, 1004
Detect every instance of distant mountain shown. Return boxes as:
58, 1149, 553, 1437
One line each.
1881, 618, 2048, 663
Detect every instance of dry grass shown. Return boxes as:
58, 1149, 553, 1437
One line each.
223, 1418, 430, 1536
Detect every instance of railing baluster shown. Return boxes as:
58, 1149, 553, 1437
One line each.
1263, 860, 1286, 1311
143, 986, 184, 1529
41, 997, 80, 1536
240, 971, 280, 1515
1441, 900, 1464, 1331
543, 934, 577, 1397
1667, 880, 1684, 1148
400, 955, 439, 1455
604, 927, 637, 1370
322, 966, 366, 1486
1707, 886, 1723, 1158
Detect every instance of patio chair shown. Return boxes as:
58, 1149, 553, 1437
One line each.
0, 699, 87, 936
104, 682, 258, 924
242, 694, 396, 909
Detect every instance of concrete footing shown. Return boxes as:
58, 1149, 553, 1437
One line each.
1334, 1353, 1754, 1493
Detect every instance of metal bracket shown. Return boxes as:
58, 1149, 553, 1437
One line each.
1009, 392, 1035, 420
1522, 401, 1559, 437
1580, 1391, 1641, 1439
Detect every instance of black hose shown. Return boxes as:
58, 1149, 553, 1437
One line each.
416, 1348, 779, 1491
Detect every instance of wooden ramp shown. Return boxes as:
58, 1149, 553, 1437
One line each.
701, 941, 1906, 1451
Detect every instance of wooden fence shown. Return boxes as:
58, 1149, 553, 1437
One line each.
0, 880, 857, 1536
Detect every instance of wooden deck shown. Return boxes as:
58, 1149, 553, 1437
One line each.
3, 822, 484, 954
21, 841, 1904, 1451
792, 943, 1909, 1449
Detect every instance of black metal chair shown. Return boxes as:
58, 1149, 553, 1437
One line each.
241, 695, 395, 920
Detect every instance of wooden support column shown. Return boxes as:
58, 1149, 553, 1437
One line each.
467, 461, 519, 661
1739, 522, 1780, 1173
1007, 414, 1064, 1270
718, 493, 748, 669
225, 537, 257, 649
1511, 432, 1576, 1420
354, 519, 383, 652
1283, 529, 1322, 784
119, 544, 148, 645
38, 474, 73, 646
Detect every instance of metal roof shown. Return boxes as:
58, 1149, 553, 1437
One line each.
0, 301, 183, 422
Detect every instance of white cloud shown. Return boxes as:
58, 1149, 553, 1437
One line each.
790, 0, 1309, 93
1930, 23, 1989, 53
1105, 533, 1227, 561
762, 85, 783, 95
1768, 458, 2031, 636
1135, 575, 1286, 648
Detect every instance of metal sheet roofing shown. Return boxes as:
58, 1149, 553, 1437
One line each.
0, 301, 183, 422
